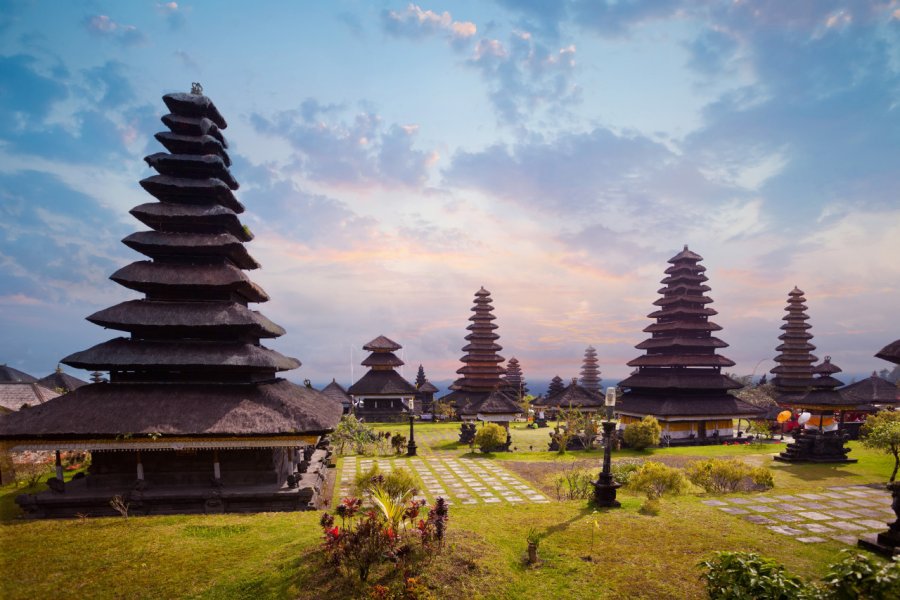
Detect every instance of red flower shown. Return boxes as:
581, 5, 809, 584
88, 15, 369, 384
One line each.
387, 527, 396, 540
329, 526, 339, 538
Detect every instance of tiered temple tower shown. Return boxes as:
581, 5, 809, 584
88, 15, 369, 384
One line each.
770, 287, 819, 402
441, 287, 519, 420
616, 246, 762, 444
547, 375, 565, 398
502, 357, 528, 399
413, 365, 439, 415
0, 90, 341, 516
348, 335, 417, 422
580, 345, 602, 394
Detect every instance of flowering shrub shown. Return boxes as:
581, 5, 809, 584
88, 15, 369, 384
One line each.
320, 495, 449, 583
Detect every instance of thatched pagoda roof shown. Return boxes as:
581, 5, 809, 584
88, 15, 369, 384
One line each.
580, 346, 601, 393
111, 261, 269, 302
0, 383, 60, 412
361, 352, 405, 368
450, 287, 506, 393
617, 393, 764, 419
544, 381, 604, 410
476, 389, 523, 416
0, 365, 38, 383
876, 340, 900, 365
37, 367, 87, 393
321, 379, 353, 409
130, 203, 251, 240
362, 335, 402, 351
840, 373, 899, 405
348, 370, 417, 396
87, 301, 284, 338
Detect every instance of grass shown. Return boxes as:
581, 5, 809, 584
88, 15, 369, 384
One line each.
1, 433, 895, 599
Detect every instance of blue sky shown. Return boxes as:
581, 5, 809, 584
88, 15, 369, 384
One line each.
1, 0, 898, 388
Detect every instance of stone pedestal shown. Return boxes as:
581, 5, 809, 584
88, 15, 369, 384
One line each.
593, 421, 621, 507
773, 429, 857, 463
858, 481, 900, 557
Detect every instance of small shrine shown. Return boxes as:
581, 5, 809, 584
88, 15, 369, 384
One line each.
770, 287, 819, 403
580, 346, 602, 393
348, 335, 417, 423
413, 365, 439, 416
774, 357, 857, 463
616, 246, 763, 444
439, 287, 507, 419
321, 379, 353, 415
0, 89, 341, 517
37, 365, 88, 393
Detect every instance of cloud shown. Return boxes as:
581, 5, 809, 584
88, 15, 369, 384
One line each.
84, 14, 147, 46
0, 54, 68, 128
382, 3, 477, 46
83, 61, 134, 108
250, 101, 437, 190
174, 49, 200, 71
155, 1, 186, 29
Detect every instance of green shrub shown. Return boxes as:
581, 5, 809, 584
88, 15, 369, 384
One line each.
611, 461, 641, 486
685, 458, 775, 494
627, 461, 687, 500
622, 416, 661, 450
352, 464, 420, 498
699, 551, 816, 600
552, 466, 596, 500
821, 550, 900, 600
474, 423, 507, 453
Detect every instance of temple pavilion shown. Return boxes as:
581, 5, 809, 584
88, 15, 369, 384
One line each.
321, 379, 353, 415
770, 287, 819, 403
774, 357, 857, 463
348, 335, 417, 422
616, 246, 762, 444
840, 372, 899, 409
0, 89, 341, 517
38, 365, 88, 394
440, 287, 520, 420
537, 378, 605, 416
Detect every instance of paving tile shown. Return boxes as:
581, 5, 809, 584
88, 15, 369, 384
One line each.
825, 500, 858, 508
744, 515, 775, 525
768, 525, 804, 535
746, 505, 776, 513
483, 497, 501, 503
771, 495, 801, 501
771, 513, 804, 523
798, 502, 829, 510
825, 510, 862, 519
829, 521, 867, 532
853, 508, 885, 518
702, 500, 729, 507
830, 534, 860, 545
774, 503, 800, 511
751, 497, 778, 503
797, 493, 827, 500
728, 497, 754, 505
719, 507, 749, 515
857, 519, 890, 530
847, 499, 883, 508
843, 490, 874, 497
820, 492, 850, 499
800, 523, 834, 534
798, 511, 831, 521
796, 536, 826, 543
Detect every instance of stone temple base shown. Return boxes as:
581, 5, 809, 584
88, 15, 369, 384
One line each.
773, 431, 856, 464
15, 447, 332, 518
858, 531, 900, 558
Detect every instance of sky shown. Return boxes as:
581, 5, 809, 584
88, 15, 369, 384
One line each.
1, 0, 899, 391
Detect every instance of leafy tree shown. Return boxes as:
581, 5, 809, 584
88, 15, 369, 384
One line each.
623, 416, 661, 450
860, 410, 900, 481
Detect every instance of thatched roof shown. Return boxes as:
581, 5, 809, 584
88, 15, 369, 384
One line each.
144, 152, 239, 189
37, 367, 88, 393
154, 132, 230, 164
161, 114, 226, 145
130, 202, 250, 241
362, 335, 402, 351
140, 175, 244, 213
0, 365, 38, 383
88, 301, 285, 338
876, 340, 900, 366
839, 374, 898, 405
111, 261, 269, 302
0, 379, 341, 437
321, 379, 353, 409
619, 371, 743, 391
543, 382, 604, 410
361, 352, 405, 368
616, 393, 764, 418
348, 370, 416, 396
476, 389, 522, 416
0, 383, 61, 412
63, 338, 300, 372
163, 92, 227, 128
417, 381, 439, 394
123, 231, 260, 269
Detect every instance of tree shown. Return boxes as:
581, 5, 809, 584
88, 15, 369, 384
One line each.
623, 416, 661, 450
860, 410, 900, 482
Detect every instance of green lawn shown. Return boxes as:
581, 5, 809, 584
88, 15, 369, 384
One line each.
0, 433, 895, 599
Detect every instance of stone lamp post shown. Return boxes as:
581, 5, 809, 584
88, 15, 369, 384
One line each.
593, 387, 621, 507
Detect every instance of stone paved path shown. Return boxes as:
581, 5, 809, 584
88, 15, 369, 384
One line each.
703, 485, 894, 546
337, 455, 549, 506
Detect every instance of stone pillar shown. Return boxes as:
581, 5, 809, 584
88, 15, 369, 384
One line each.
55, 450, 64, 481
136, 450, 144, 481
213, 449, 221, 481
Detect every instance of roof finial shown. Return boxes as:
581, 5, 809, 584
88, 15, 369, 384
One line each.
190, 82, 203, 95
683, 244, 688, 251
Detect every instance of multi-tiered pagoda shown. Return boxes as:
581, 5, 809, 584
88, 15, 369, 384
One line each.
616, 246, 762, 444
413, 365, 439, 416
770, 287, 819, 402
502, 357, 528, 400
440, 287, 521, 420
348, 335, 417, 422
580, 346, 602, 394
0, 89, 341, 516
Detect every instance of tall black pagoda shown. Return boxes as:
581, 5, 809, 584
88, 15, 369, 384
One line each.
616, 246, 762, 444
770, 287, 819, 402
348, 335, 417, 423
439, 287, 518, 419
0, 89, 341, 517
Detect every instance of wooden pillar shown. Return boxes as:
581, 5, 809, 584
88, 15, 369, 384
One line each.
55, 450, 63, 480
213, 449, 221, 480
136, 450, 144, 481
